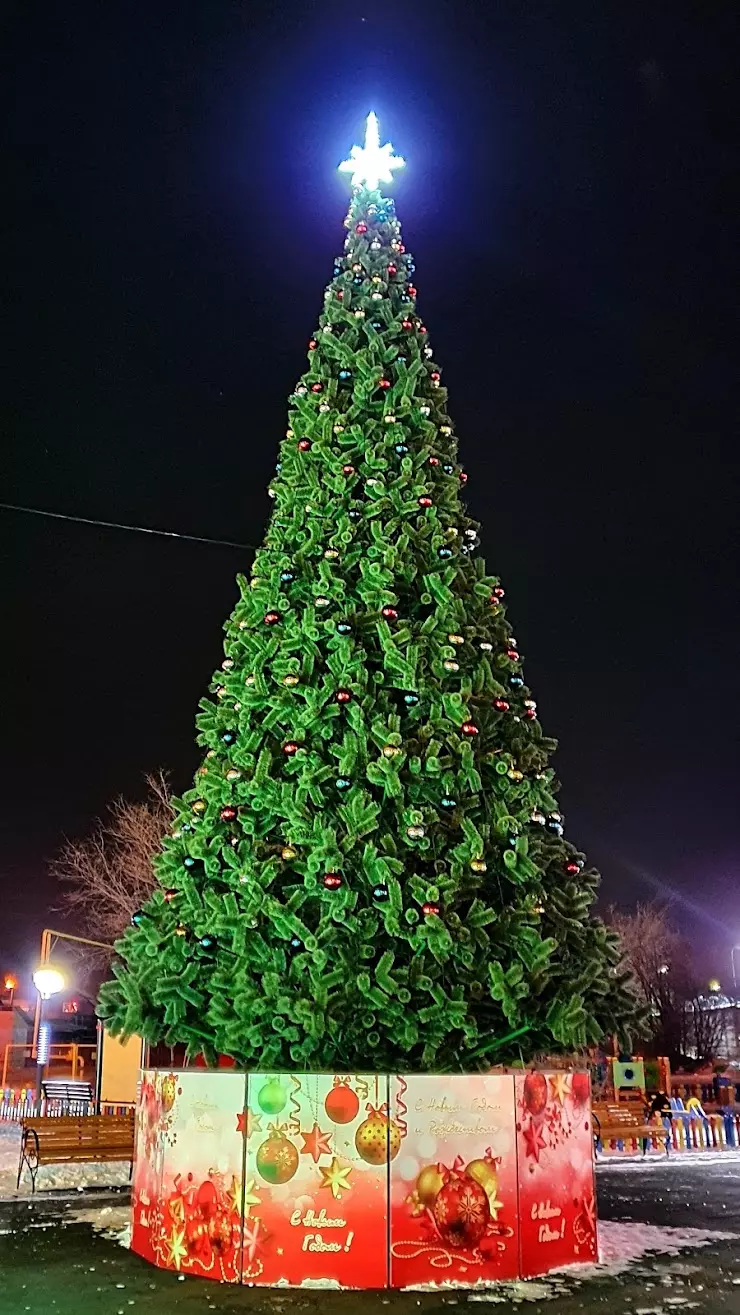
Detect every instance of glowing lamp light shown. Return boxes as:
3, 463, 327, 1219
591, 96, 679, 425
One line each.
339, 112, 405, 191
37, 1023, 51, 1066
708, 978, 721, 993
33, 966, 66, 1000
4, 975, 17, 991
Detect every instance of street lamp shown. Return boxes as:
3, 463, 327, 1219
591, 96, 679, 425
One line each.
3, 975, 17, 1008
32, 964, 66, 1112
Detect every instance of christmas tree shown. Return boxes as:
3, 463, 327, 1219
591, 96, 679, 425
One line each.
99, 114, 635, 1071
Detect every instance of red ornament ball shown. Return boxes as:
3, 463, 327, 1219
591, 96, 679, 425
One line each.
571, 1072, 591, 1106
355, 221, 368, 234
460, 471, 468, 484
401, 319, 413, 331
422, 901, 441, 917
336, 290, 343, 300
219, 805, 238, 822
323, 872, 343, 890
408, 285, 417, 297
324, 1082, 360, 1124
387, 263, 397, 275
418, 496, 433, 508
197, 1179, 218, 1220
428, 455, 440, 466
565, 861, 581, 875
398, 244, 406, 253
523, 1071, 549, 1117
342, 463, 355, 475
419, 324, 428, 334
282, 741, 299, 756
492, 586, 505, 598
311, 382, 323, 394
524, 707, 537, 720
163, 888, 177, 903
264, 611, 280, 625
378, 378, 391, 390
461, 722, 479, 736
308, 339, 317, 350
494, 699, 510, 712
381, 606, 398, 620
433, 1167, 490, 1249
298, 439, 311, 451
506, 648, 519, 661
430, 371, 440, 382
335, 689, 352, 704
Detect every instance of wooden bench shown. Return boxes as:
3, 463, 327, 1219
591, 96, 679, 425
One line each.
592, 1100, 670, 1156
17, 1114, 135, 1192
42, 1078, 93, 1114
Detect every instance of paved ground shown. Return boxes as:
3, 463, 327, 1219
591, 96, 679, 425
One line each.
1, 1157, 740, 1314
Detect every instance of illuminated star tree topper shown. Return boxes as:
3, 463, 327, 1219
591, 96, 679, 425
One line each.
339, 111, 405, 191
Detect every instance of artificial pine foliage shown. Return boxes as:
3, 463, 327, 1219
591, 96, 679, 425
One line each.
99, 125, 637, 1071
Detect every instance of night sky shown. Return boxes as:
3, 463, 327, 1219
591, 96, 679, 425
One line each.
4, 2, 738, 991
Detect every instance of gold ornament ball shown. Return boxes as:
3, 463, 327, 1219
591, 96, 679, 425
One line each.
416, 1163, 444, 1206
465, 1157, 498, 1202
355, 1110, 402, 1165
160, 1073, 178, 1113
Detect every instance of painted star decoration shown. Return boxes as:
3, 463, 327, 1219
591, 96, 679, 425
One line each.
236, 1107, 262, 1139
242, 1219, 262, 1264
318, 1155, 353, 1200
522, 1118, 547, 1163
165, 1223, 188, 1271
229, 1173, 243, 1216
300, 1121, 333, 1164
339, 111, 405, 191
548, 1072, 572, 1105
242, 1178, 261, 1218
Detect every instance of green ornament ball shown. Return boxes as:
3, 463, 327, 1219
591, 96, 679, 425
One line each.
257, 1077, 288, 1115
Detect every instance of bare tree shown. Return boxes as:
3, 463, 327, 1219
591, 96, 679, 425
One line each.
51, 771, 173, 948
608, 903, 723, 1066
684, 989, 726, 1066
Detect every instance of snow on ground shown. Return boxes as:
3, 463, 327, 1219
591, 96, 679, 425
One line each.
595, 1219, 736, 1269
597, 1148, 740, 1169
434, 1224, 738, 1299
0, 1120, 130, 1196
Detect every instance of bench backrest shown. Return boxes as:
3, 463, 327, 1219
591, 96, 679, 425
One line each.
23, 1114, 134, 1150
42, 1080, 93, 1100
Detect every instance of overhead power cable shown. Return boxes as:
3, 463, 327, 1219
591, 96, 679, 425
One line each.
0, 501, 254, 552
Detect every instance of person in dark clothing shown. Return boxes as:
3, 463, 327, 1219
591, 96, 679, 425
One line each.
647, 1090, 672, 1120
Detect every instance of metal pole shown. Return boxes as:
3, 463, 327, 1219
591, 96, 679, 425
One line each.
32, 927, 113, 1056
34, 1000, 45, 1113
32, 929, 51, 1058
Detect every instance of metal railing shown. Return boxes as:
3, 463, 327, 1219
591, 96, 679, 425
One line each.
1, 1042, 97, 1093
0, 1087, 133, 1122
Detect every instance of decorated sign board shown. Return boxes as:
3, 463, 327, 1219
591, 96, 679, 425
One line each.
131, 1069, 596, 1288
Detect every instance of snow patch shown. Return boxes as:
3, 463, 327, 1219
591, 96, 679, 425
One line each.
597, 1148, 740, 1169
0, 1120, 131, 1198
